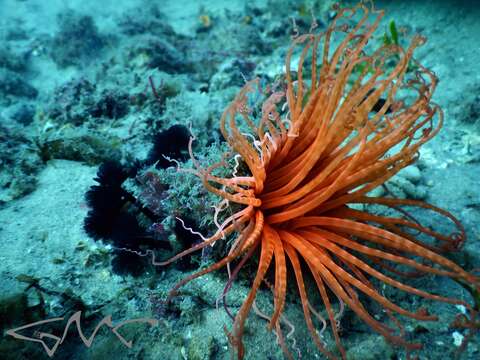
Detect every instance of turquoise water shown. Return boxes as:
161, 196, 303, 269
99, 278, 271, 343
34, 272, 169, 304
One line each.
1, 1, 479, 359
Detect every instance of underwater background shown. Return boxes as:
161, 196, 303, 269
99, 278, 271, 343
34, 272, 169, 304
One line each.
0, 0, 479, 359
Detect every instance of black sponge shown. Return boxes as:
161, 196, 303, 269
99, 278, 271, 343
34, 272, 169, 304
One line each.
83, 160, 172, 276
83, 160, 132, 241
146, 124, 190, 168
